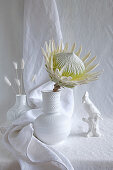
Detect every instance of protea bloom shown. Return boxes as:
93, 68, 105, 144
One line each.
41, 40, 101, 92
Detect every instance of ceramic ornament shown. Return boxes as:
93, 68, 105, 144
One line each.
82, 91, 102, 137
34, 90, 71, 145
7, 95, 30, 122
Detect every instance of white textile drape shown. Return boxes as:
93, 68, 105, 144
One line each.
23, 0, 74, 117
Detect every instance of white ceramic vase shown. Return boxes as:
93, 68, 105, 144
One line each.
33, 90, 71, 145
7, 94, 30, 122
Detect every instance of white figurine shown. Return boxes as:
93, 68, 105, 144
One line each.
82, 91, 102, 137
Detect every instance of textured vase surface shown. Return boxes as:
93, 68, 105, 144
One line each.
34, 90, 71, 145
7, 95, 30, 122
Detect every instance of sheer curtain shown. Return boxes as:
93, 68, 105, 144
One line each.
23, 0, 113, 131
23, 0, 113, 119
23, 0, 62, 92
23, 0, 74, 117
56, 0, 113, 121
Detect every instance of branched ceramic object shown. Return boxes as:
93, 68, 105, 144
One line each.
82, 91, 103, 137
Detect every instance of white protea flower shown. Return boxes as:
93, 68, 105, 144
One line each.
41, 40, 101, 89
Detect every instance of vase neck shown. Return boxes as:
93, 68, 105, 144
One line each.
42, 91, 61, 114
16, 95, 27, 105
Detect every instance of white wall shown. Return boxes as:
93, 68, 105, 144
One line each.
0, 0, 24, 124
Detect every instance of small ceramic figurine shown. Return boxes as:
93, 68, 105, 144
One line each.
82, 91, 102, 137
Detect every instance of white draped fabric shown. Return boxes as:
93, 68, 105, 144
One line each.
2, 111, 74, 170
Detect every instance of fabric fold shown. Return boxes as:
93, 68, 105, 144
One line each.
2, 112, 74, 170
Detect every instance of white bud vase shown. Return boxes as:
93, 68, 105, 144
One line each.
33, 90, 71, 145
7, 95, 30, 123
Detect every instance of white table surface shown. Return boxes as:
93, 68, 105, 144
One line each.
0, 116, 113, 170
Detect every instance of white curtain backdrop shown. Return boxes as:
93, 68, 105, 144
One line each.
23, 0, 74, 118
23, 0, 62, 92
56, 0, 113, 123
23, 1, 113, 167
23, 0, 113, 120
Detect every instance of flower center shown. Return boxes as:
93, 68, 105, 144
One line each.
53, 52, 85, 80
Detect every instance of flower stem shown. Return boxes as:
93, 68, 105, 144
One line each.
16, 69, 21, 94
53, 83, 61, 92
21, 69, 23, 94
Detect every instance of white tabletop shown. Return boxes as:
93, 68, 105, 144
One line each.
0, 116, 113, 170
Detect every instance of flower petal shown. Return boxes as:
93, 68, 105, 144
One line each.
41, 47, 49, 63
85, 63, 99, 73
63, 43, 68, 52
85, 56, 97, 67
75, 46, 82, 56
82, 51, 91, 62
70, 43, 76, 52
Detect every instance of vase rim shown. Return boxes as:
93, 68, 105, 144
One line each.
41, 90, 61, 93
16, 94, 26, 97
